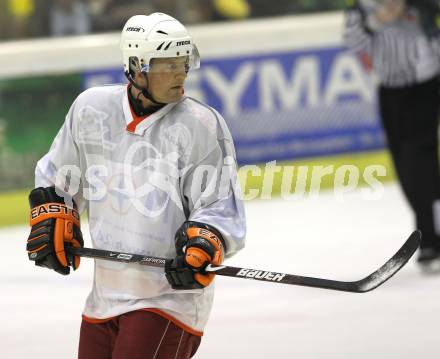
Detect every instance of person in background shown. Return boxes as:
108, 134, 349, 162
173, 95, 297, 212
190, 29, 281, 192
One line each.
0, 120, 6, 151
299, 0, 346, 12
4, 0, 35, 39
0, 1, 8, 39
88, 0, 155, 33
49, 0, 90, 36
212, 0, 251, 20
345, 0, 440, 271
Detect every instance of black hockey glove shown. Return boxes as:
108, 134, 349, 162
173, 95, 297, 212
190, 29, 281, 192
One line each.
26, 187, 84, 275
165, 221, 225, 290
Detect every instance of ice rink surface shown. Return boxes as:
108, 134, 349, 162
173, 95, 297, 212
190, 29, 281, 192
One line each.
2, 183, 440, 359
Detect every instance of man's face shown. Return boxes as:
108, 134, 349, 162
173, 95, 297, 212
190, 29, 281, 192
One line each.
376, 0, 406, 22
144, 57, 189, 103
378, 0, 405, 10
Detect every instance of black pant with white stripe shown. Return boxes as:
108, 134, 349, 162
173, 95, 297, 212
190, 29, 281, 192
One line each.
379, 76, 440, 251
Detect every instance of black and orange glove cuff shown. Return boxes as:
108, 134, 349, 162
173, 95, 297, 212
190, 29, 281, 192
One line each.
29, 187, 80, 226
29, 187, 75, 208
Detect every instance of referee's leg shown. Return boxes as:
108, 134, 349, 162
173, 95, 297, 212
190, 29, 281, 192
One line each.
380, 77, 440, 253
403, 77, 440, 251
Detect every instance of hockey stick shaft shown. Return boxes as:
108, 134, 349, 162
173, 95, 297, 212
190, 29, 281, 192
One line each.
67, 230, 421, 293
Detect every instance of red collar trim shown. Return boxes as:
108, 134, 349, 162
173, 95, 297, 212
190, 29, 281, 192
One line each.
126, 85, 150, 133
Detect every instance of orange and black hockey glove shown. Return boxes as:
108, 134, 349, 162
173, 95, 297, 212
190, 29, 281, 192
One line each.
165, 221, 225, 290
26, 187, 84, 275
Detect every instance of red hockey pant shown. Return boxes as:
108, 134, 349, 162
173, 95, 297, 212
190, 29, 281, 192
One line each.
78, 310, 201, 359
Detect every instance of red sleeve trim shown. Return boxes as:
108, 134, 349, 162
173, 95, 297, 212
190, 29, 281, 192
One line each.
126, 86, 149, 133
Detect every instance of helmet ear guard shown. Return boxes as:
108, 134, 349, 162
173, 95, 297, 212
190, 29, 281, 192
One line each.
128, 56, 141, 77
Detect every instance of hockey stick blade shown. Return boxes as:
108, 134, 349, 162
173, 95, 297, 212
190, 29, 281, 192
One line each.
67, 230, 420, 293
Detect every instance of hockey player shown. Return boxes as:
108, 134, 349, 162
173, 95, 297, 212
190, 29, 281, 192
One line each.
26, 13, 246, 358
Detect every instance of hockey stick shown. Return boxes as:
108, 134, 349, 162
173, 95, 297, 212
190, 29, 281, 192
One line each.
67, 230, 421, 293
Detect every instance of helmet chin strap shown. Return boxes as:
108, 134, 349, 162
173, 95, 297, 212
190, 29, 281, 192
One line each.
125, 71, 166, 107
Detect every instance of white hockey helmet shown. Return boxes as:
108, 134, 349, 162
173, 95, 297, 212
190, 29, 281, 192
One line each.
120, 13, 200, 76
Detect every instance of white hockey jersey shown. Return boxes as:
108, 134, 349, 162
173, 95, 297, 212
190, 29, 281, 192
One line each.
35, 84, 246, 334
